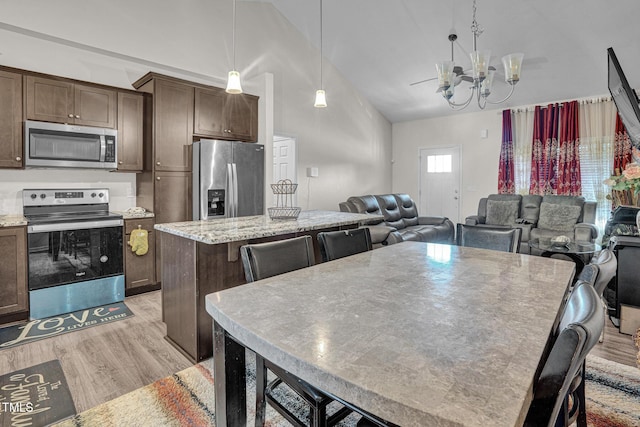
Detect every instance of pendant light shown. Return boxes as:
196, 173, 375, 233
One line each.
314, 0, 327, 107
226, 0, 242, 94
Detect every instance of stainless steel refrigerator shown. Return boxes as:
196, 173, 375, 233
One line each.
192, 139, 265, 220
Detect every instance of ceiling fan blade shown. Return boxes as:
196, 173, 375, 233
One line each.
410, 76, 438, 86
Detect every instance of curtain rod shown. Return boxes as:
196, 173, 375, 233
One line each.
498, 95, 613, 114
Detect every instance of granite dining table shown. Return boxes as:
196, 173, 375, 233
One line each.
205, 241, 576, 426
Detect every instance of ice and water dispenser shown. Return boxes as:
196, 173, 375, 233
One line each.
208, 189, 225, 217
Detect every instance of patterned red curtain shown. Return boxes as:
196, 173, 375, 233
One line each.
498, 109, 515, 194
613, 113, 633, 175
557, 101, 581, 195
529, 104, 560, 195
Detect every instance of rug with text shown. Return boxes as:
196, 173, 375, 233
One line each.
0, 302, 134, 350
0, 360, 76, 427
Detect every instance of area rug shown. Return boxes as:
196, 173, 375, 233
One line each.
51, 353, 639, 427
0, 360, 76, 427
0, 302, 134, 350
635, 328, 640, 368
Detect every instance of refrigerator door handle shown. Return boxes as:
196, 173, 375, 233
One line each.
226, 163, 235, 218
232, 163, 239, 217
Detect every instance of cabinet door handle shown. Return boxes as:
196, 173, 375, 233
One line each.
156, 177, 161, 181
119, 161, 123, 165
68, 114, 74, 118
15, 156, 21, 161
156, 161, 161, 166
75, 115, 80, 119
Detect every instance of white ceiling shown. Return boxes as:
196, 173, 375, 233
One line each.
258, 0, 640, 123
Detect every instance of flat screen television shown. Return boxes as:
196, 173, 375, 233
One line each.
608, 47, 640, 151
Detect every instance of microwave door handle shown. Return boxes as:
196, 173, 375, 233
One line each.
99, 135, 106, 162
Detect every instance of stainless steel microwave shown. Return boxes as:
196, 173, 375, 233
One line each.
24, 120, 117, 169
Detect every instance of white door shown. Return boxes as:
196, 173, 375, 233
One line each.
272, 136, 297, 206
419, 146, 461, 223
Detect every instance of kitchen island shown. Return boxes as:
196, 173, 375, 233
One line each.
155, 210, 380, 361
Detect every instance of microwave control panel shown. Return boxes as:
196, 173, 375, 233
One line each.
105, 136, 116, 162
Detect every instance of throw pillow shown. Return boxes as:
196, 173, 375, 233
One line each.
537, 202, 582, 232
485, 200, 520, 225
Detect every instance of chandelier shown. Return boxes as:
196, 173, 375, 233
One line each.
435, 0, 523, 110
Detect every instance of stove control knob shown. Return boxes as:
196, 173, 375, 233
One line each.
40, 193, 46, 199
30, 193, 37, 199
98, 192, 104, 198
91, 193, 97, 198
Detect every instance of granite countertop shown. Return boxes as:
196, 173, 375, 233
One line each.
0, 210, 154, 227
0, 215, 27, 227
206, 241, 574, 426
154, 210, 381, 244
114, 210, 155, 220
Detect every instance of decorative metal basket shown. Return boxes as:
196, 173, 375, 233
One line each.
268, 207, 301, 220
270, 181, 298, 194
269, 179, 300, 220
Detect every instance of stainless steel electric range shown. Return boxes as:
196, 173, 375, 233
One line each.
23, 188, 124, 319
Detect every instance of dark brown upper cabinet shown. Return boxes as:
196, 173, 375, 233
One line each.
0, 69, 23, 168
26, 76, 117, 128
117, 91, 144, 172
194, 87, 258, 142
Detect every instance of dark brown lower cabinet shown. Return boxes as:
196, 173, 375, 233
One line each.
124, 218, 157, 296
0, 226, 28, 322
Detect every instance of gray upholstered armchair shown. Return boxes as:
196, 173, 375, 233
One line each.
529, 195, 598, 249
465, 194, 542, 252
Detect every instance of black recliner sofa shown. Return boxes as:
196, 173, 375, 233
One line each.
339, 193, 455, 246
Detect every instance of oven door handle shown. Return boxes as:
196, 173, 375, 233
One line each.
27, 219, 124, 233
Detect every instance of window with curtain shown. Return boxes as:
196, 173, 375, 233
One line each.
502, 98, 618, 240
578, 99, 617, 236
512, 109, 534, 195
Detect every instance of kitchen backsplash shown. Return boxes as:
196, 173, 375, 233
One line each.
0, 169, 138, 215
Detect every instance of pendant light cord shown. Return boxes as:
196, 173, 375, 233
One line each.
232, 0, 237, 70
319, 0, 323, 90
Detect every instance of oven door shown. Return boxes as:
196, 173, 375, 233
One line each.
27, 219, 123, 291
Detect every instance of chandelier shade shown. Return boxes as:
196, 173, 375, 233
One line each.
470, 50, 491, 81
435, 61, 455, 91
502, 53, 524, 84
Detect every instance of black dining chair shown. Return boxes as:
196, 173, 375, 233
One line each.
317, 227, 372, 262
456, 223, 522, 253
591, 248, 617, 343
524, 282, 604, 427
240, 236, 352, 427
574, 263, 598, 286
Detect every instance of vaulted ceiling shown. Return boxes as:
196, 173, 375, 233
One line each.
259, 0, 640, 123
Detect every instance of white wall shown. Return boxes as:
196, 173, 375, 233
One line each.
392, 109, 503, 223
0, 0, 392, 214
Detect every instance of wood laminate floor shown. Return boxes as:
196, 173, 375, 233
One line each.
591, 315, 639, 366
0, 290, 637, 415
0, 291, 191, 413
